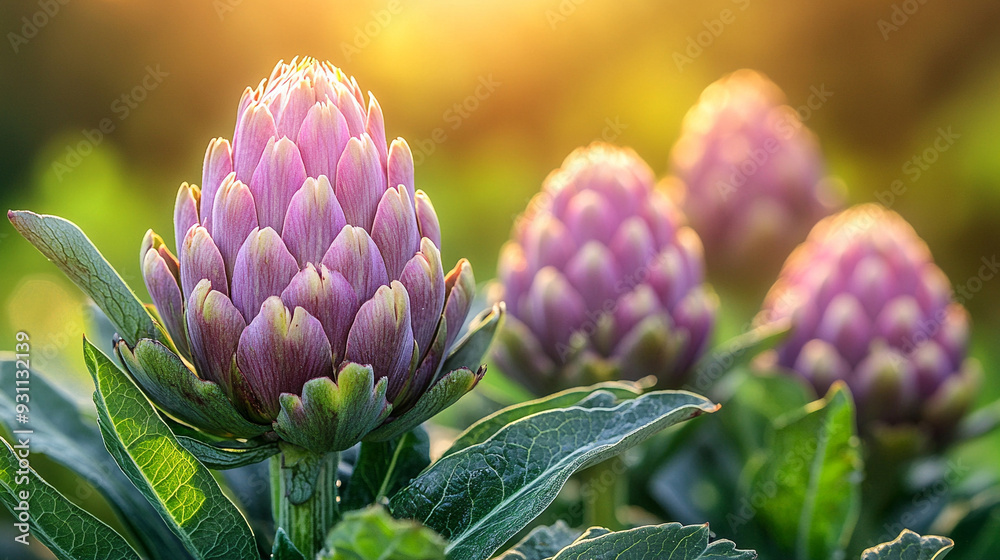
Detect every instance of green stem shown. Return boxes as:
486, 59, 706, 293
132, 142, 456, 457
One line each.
270, 450, 341, 558
581, 459, 625, 530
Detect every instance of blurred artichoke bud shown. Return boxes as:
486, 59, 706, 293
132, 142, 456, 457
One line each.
130, 58, 492, 454
669, 70, 841, 278
755, 204, 979, 441
493, 143, 717, 395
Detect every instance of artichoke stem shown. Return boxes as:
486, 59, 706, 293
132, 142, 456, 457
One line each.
270, 450, 341, 558
581, 458, 625, 531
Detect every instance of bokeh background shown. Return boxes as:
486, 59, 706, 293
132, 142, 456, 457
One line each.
2, 0, 1000, 556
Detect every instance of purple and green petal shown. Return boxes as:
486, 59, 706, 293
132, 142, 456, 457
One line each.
248, 137, 307, 233
142, 238, 189, 358
372, 185, 420, 280
200, 137, 233, 230
335, 134, 387, 231
186, 279, 246, 392
210, 173, 258, 279
233, 102, 278, 183
413, 190, 441, 247
274, 363, 392, 453
179, 225, 228, 299
387, 138, 414, 192
234, 297, 333, 422
282, 175, 346, 267
280, 264, 359, 363
297, 102, 351, 180
321, 225, 389, 302
231, 227, 299, 321
173, 183, 200, 254
345, 281, 416, 401
399, 238, 446, 356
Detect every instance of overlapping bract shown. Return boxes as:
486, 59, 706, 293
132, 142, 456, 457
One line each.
669, 70, 840, 275
493, 143, 716, 394
133, 58, 483, 452
756, 204, 978, 439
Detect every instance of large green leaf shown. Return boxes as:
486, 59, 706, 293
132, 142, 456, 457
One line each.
442, 382, 642, 458
0, 357, 187, 559
7, 211, 165, 347
175, 435, 280, 470
494, 522, 580, 560
861, 529, 953, 559
744, 382, 862, 560
343, 428, 430, 510
390, 390, 718, 560
83, 337, 256, 560
320, 505, 447, 560
0, 437, 140, 559
546, 523, 756, 560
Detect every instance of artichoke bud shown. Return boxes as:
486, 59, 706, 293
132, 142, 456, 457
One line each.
134, 58, 487, 453
493, 143, 716, 395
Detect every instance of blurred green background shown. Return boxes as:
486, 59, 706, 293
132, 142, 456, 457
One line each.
2, 0, 1000, 553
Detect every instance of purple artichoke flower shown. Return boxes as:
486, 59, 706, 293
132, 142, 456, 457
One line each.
669, 70, 841, 277
756, 204, 979, 440
493, 143, 717, 395
127, 58, 496, 453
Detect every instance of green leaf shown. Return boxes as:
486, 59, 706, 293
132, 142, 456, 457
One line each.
861, 529, 954, 559
546, 523, 756, 560
273, 528, 308, 560
83, 336, 257, 560
320, 505, 447, 560
390, 390, 718, 560
743, 382, 862, 560
0, 357, 188, 559
687, 319, 791, 392
117, 339, 269, 439
7, 211, 165, 348
343, 428, 430, 510
175, 436, 280, 470
0, 437, 140, 560
717, 371, 813, 458
437, 303, 504, 376
494, 522, 580, 560
275, 364, 391, 453
442, 382, 642, 459
366, 367, 482, 442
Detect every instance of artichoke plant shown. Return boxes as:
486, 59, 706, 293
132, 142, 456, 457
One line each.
755, 204, 979, 441
127, 58, 491, 454
669, 70, 840, 277
493, 143, 717, 395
